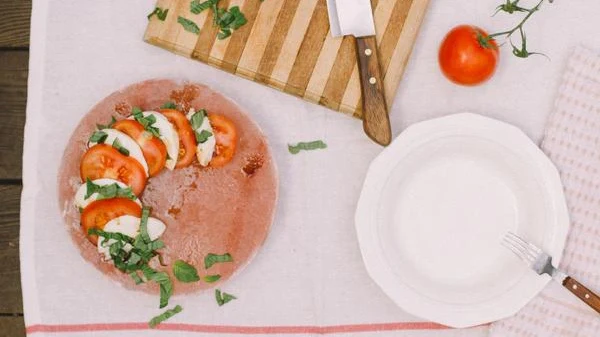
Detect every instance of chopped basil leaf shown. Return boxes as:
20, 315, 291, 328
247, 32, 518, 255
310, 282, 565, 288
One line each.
148, 305, 182, 329
132, 107, 143, 118
161, 101, 177, 109
130, 271, 144, 284
139, 207, 152, 243
173, 260, 200, 283
204, 253, 233, 269
215, 289, 236, 306
84, 178, 136, 201
190, 109, 207, 130
112, 138, 130, 156
178, 16, 200, 35
203, 274, 221, 283
132, 111, 161, 138
217, 28, 231, 40
97, 116, 116, 130
148, 7, 169, 21
190, 0, 217, 14
89, 131, 108, 144
288, 140, 327, 154
195, 130, 213, 144
159, 279, 173, 308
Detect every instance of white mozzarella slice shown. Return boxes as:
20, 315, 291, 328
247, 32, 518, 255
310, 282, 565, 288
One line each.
130, 112, 179, 170
186, 109, 216, 167
88, 129, 149, 176
74, 178, 141, 210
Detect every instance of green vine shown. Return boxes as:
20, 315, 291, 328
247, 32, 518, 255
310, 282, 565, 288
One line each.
483, 0, 553, 58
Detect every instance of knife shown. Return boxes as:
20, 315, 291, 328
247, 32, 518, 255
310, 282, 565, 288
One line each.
327, 0, 392, 146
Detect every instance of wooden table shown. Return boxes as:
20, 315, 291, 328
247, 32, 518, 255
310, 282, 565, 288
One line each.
0, 1, 31, 336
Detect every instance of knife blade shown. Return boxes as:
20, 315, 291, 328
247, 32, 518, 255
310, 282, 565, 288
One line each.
326, 0, 391, 145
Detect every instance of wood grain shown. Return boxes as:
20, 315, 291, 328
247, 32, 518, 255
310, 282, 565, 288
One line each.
0, 51, 28, 180
0, 185, 23, 314
356, 36, 390, 145
145, 0, 430, 119
0, 316, 25, 337
0, 0, 31, 48
563, 276, 600, 314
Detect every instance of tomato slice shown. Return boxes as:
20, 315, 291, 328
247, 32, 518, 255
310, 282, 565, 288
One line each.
113, 119, 167, 176
160, 109, 196, 168
81, 198, 142, 245
208, 114, 238, 167
80, 144, 147, 196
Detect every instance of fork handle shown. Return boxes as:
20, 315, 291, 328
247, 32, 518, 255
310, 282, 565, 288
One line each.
563, 277, 600, 313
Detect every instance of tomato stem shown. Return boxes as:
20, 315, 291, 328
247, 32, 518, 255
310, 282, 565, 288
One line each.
485, 0, 549, 58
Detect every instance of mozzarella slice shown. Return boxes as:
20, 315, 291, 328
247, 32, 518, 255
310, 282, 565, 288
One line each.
186, 109, 216, 167
129, 112, 179, 170
97, 215, 167, 260
88, 129, 149, 176
74, 178, 141, 210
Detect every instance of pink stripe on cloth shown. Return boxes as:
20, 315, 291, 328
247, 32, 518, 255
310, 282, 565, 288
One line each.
26, 322, 450, 335
490, 46, 600, 336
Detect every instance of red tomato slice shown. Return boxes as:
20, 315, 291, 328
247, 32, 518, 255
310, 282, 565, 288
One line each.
160, 109, 196, 168
113, 119, 167, 176
208, 114, 237, 167
81, 198, 142, 245
80, 144, 147, 196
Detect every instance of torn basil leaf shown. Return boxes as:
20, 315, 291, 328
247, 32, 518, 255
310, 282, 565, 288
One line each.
288, 140, 327, 154
204, 253, 233, 269
215, 289, 236, 306
178, 16, 200, 35
203, 274, 221, 283
148, 305, 182, 328
89, 131, 108, 144
148, 7, 169, 21
112, 138, 130, 156
173, 260, 201, 283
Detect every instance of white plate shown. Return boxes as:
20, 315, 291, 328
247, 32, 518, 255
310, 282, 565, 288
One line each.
355, 113, 569, 328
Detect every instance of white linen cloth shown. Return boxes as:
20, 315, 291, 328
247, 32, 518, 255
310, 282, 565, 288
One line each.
20, 0, 600, 336
489, 46, 600, 337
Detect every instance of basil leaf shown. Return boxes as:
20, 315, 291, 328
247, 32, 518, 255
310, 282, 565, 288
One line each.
228, 6, 247, 29
204, 253, 233, 269
130, 271, 144, 284
190, 109, 207, 130
159, 278, 173, 308
112, 138, 130, 156
215, 289, 237, 306
203, 274, 221, 283
132, 111, 162, 138
190, 0, 217, 14
88, 228, 135, 244
89, 131, 108, 144
148, 7, 169, 21
195, 130, 213, 143
217, 28, 231, 40
178, 16, 200, 35
161, 101, 177, 109
97, 116, 116, 130
148, 305, 182, 329
173, 260, 200, 283
85, 178, 97, 199
288, 140, 327, 154
139, 207, 152, 243
132, 107, 143, 118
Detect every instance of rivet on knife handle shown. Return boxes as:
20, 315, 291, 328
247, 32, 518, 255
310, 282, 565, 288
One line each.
356, 36, 392, 146
563, 276, 600, 314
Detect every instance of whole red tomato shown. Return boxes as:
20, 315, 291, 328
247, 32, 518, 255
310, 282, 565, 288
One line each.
438, 25, 499, 86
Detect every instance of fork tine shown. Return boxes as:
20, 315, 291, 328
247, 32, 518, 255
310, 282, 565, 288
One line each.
501, 239, 532, 263
502, 233, 537, 263
507, 232, 543, 254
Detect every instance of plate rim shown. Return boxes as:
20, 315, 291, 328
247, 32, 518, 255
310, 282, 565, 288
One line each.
355, 112, 569, 328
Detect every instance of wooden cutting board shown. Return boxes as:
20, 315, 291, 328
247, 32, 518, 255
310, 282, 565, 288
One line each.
144, 0, 429, 118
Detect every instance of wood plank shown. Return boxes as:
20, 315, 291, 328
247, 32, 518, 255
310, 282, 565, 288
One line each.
0, 316, 25, 337
0, 51, 28, 180
0, 185, 23, 314
0, 0, 31, 48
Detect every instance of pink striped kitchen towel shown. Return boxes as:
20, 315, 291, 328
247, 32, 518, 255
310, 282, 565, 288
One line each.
490, 46, 600, 336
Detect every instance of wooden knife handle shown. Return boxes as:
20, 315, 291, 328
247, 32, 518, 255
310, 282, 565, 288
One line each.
355, 36, 392, 146
563, 276, 600, 314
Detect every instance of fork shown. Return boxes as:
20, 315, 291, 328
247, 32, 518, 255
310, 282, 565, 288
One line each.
502, 232, 600, 314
